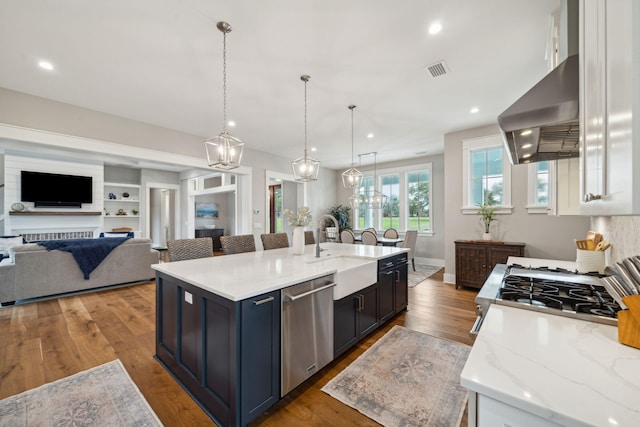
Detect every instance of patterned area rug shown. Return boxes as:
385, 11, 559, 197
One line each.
408, 264, 442, 287
0, 359, 162, 426
322, 325, 470, 427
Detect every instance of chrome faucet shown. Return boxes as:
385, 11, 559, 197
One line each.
315, 214, 339, 257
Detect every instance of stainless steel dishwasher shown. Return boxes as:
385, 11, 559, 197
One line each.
281, 274, 335, 397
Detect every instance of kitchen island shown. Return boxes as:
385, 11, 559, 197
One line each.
152, 242, 408, 427
461, 304, 640, 426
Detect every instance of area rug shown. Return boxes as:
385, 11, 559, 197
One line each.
408, 264, 442, 287
0, 359, 162, 426
322, 325, 470, 427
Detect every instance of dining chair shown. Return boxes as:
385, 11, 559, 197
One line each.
383, 228, 399, 238
340, 229, 355, 244
304, 230, 315, 245
365, 227, 377, 235
400, 230, 418, 271
166, 238, 213, 262
361, 230, 379, 246
220, 234, 257, 255
260, 233, 289, 250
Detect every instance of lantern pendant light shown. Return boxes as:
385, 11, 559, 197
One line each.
292, 75, 320, 182
204, 21, 244, 170
342, 105, 364, 189
350, 152, 387, 209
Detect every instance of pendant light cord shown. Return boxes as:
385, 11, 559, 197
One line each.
350, 107, 354, 166
222, 31, 227, 132
304, 77, 308, 159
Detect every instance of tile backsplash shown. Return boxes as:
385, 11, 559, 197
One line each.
591, 216, 640, 264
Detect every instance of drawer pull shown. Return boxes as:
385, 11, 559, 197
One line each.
253, 296, 275, 305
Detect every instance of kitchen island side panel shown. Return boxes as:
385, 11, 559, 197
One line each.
155, 272, 241, 427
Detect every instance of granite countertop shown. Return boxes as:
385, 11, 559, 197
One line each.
152, 242, 407, 301
461, 305, 640, 426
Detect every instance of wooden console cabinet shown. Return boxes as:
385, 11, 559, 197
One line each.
455, 240, 525, 289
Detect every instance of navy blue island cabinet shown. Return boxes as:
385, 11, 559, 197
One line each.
155, 272, 280, 427
333, 252, 408, 358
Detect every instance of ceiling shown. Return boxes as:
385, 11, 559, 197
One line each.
0, 0, 560, 171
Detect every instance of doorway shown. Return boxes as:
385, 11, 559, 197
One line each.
269, 184, 282, 233
265, 171, 304, 237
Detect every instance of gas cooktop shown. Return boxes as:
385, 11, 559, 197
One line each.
496, 265, 621, 325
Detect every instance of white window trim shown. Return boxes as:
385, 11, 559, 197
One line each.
353, 163, 433, 235
461, 134, 513, 214
526, 161, 556, 214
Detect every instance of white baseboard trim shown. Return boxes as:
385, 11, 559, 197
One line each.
443, 273, 456, 284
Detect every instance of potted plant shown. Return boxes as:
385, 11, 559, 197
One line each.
477, 192, 498, 240
326, 204, 351, 232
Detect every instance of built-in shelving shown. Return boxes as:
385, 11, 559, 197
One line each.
104, 182, 141, 235
9, 211, 102, 216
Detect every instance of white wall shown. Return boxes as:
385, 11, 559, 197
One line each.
443, 124, 591, 282
4, 153, 104, 236
591, 216, 640, 264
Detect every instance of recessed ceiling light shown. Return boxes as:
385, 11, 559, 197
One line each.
367, 133, 374, 139
520, 129, 533, 136
310, 147, 317, 152
522, 153, 532, 158
470, 107, 479, 114
38, 60, 54, 71
521, 143, 533, 149
428, 22, 442, 35
227, 120, 236, 127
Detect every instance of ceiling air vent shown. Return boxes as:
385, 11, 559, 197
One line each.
425, 60, 449, 78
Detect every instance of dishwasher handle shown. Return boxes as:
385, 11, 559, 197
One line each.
283, 282, 336, 302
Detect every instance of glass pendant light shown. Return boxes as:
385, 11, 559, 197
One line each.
292, 75, 320, 182
204, 21, 244, 170
342, 105, 364, 189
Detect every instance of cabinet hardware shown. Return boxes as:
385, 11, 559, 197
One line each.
396, 270, 400, 282
253, 296, 274, 305
583, 193, 602, 203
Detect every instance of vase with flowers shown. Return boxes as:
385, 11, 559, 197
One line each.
284, 206, 312, 254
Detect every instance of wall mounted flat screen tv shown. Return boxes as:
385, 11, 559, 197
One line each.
21, 171, 93, 208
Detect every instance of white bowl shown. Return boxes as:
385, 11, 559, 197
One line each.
204, 224, 216, 229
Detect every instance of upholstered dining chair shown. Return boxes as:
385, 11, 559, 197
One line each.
383, 228, 399, 238
361, 230, 379, 246
167, 238, 213, 262
400, 230, 418, 271
340, 229, 355, 244
220, 234, 257, 255
304, 230, 315, 245
261, 233, 289, 250
365, 227, 377, 235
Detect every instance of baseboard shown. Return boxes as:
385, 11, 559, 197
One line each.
443, 273, 456, 284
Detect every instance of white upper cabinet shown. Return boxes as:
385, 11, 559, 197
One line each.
580, 0, 640, 215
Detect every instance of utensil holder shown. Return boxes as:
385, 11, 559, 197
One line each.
618, 295, 640, 349
576, 249, 605, 274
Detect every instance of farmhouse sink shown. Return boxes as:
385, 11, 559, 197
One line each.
305, 255, 377, 300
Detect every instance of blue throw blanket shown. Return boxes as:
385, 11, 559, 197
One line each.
37, 237, 131, 279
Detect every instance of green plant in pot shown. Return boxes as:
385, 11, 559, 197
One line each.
477, 191, 498, 240
326, 204, 351, 232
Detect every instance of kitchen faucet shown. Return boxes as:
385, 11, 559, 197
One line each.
315, 214, 339, 257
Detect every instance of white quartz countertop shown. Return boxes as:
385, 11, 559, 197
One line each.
461, 305, 640, 426
152, 242, 407, 301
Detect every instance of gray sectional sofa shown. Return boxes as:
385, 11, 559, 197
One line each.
0, 238, 159, 305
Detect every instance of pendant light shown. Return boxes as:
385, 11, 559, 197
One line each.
350, 152, 387, 209
342, 105, 364, 189
204, 21, 244, 170
292, 75, 320, 182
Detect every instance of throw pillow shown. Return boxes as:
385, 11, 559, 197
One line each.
0, 236, 24, 257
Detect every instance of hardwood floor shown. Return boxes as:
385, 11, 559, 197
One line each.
0, 270, 478, 426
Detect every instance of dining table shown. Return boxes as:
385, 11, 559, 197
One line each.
353, 235, 403, 247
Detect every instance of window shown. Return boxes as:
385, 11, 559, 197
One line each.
354, 164, 432, 233
526, 160, 556, 214
381, 174, 400, 230
462, 135, 512, 213
407, 171, 430, 232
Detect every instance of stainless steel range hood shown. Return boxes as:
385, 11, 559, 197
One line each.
498, 0, 579, 165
